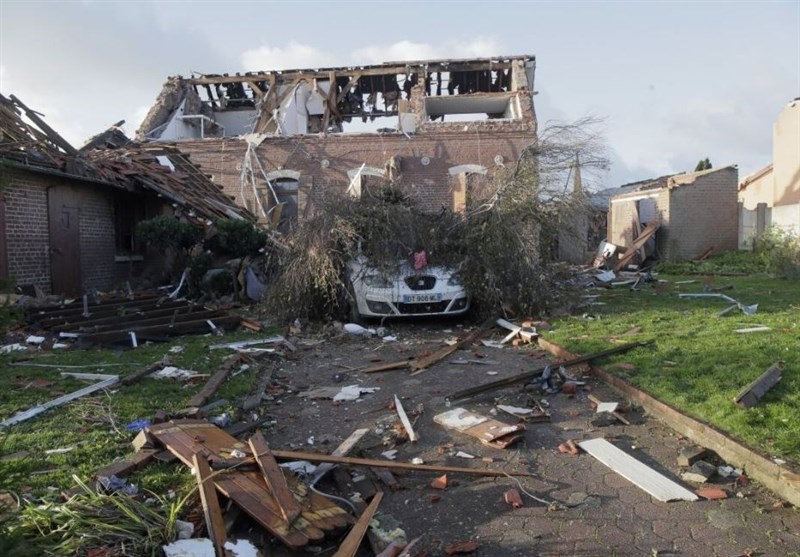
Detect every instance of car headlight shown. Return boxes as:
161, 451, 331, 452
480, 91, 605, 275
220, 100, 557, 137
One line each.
447, 276, 462, 287
363, 274, 393, 288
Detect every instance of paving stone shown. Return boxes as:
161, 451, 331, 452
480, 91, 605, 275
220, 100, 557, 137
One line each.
707, 508, 743, 530
690, 521, 726, 544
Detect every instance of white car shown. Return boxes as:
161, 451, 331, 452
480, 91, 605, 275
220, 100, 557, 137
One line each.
347, 256, 470, 319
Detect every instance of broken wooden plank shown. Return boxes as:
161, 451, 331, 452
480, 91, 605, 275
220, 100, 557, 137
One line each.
577, 438, 698, 502
81, 315, 242, 345
121, 360, 170, 386
249, 432, 302, 525
310, 427, 370, 485
193, 452, 228, 557
332, 492, 384, 557
242, 366, 274, 411
614, 221, 660, 272
409, 321, 492, 376
734, 364, 782, 408
187, 354, 244, 408
394, 395, 418, 442
224, 415, 273, 437
220, 450, 535, 477
94, 449, 157, 480
362, 360, 412, 374
446, 341, 653, 402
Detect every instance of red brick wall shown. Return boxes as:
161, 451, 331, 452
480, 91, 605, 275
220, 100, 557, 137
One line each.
1, 166, 118, 293
176, 128, 536, 222
2, 167, 52, 292
78, 187, 117, 292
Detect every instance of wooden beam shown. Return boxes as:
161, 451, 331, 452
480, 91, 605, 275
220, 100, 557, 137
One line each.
187, 354, 243, 408
192, 452, 227, 557
120, 359, 169, 386
248, 431, 302, 525
9, 94, 77, 155
310, 428, 370, 484
247, 80, 264, 97
336, 73, 361, 103
409, 320, 492, 376
217, 450, 535, 477
734, 364, 782, 408
94, 449, 157, 480
333, 492, 384, 557
81, 315, 242, 345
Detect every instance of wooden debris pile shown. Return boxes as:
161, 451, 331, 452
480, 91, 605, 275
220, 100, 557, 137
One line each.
24, 294, 244, 347
101, 418, 533, 556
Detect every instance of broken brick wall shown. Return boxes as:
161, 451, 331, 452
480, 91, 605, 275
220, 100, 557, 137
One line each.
175, 128, 536, 225
0, 166, 119, 293
667, 166, 739, 260
608, 189, 670, 259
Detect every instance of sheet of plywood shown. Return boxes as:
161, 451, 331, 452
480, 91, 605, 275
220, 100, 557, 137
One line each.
578, 438, 698, 502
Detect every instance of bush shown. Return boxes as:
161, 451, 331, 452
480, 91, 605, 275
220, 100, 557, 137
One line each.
756, 228, 800, 279
205, 219, 267, 257
186, 252, 213, 297
135, 216, 203, 252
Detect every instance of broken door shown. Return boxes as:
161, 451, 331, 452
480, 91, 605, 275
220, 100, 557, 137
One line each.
48, 185, 81, 295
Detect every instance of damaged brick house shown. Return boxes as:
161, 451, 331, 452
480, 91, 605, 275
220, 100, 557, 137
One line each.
607, 165, 739, 262
135, 56, 538, 229
0, 94, 251, 296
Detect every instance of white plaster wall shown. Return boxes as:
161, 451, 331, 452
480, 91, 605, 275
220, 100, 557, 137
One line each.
739, 170, 774, 210
773, 101, 800, 206
771, 203, 800, 234
214, 110, 257, 136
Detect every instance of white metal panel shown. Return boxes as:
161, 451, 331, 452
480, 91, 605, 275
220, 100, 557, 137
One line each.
578, 438, 698, 502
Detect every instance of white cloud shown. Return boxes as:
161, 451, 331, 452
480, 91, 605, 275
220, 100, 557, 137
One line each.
241, 41, 337, 71
352, 37, 503, 65
240, 38, 505, 73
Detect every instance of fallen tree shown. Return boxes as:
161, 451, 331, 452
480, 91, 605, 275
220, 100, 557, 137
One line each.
262, 117, 609, 321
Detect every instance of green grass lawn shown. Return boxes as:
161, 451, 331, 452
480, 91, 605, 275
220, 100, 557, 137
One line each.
545, 255, 800, 463
0, 328, 272, 497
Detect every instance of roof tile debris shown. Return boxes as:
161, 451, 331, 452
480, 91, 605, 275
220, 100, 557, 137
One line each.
0, 93, 253, 223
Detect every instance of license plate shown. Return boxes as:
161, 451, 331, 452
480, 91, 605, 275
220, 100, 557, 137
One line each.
403, 294, 442, 303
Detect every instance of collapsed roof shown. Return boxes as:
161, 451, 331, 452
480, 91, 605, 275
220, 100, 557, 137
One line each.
136, 55, 536, 141
0, 93, 253, 223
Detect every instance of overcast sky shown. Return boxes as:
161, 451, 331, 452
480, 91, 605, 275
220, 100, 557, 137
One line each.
1, 0, 798, 188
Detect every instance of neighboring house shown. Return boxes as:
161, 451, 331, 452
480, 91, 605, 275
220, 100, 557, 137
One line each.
0, 94, 251, 296
738, 98, 800, 248
607, 166, 739, 262
136, 56, 538, 228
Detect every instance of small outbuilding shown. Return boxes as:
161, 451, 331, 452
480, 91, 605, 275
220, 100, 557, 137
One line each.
607, 165, 739, 262
0, 94, 251, 296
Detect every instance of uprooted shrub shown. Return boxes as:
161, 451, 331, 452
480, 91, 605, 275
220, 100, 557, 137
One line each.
261, 117, 607, 321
